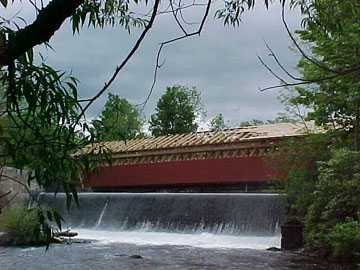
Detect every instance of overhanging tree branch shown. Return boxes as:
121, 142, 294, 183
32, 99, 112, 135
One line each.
76, 0, 161, 122
138, 0, 212, 110
258, 3, 360, 92
0, 0, 84, 66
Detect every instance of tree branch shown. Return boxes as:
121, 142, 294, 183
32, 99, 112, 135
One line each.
258, 4, 360, 92
76, 0, 161, 122
0, 0, 83, 66
0, 190, 11, 200
138, 0, 212, 110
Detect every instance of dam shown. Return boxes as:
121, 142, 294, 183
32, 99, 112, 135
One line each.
39, 192, 286, 249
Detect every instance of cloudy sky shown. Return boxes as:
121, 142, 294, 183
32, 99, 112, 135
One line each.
3, 0, 302, 127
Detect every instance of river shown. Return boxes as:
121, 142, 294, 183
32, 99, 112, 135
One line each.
1, 192, 352, 269
0, 238, 355, 270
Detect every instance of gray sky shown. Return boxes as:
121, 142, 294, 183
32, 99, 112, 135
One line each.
3, 1, 302, 127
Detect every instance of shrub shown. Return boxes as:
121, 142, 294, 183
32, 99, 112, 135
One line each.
268, 133, 332, 217
0, 206, 46, 246
273, 131, 360, 260
329, 219, 360, 260
306, 149, 360, 226
304, 149, 360, 259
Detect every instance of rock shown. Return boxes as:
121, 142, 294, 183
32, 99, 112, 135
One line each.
54, 230, 78, 238
129, 254, 143, 259
267, 247, 281, 252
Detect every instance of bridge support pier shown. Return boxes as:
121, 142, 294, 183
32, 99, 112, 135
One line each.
281, 219, 304, 250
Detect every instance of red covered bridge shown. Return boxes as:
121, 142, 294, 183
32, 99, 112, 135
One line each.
82, 122, 313, 191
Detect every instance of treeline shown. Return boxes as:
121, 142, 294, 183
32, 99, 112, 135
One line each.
90, 85, 203, 141
91, 86, 297, 141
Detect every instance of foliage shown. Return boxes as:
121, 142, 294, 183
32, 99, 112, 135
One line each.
289, 0, 360, 148
239, 114, 297, 127
278, 1, 360, 258
0, 206, 60, 246
210, 113, 226, 131
269, 133, 332, 217
0, 51, 104, 242
215, 0, 280, 26
304, 149, 360, 257
276, 144, 360, 260
306, 149, 360, 226
149, 85, 203, 136
0, 58, 97, 198
0, 206, 43, 245
71, 0, 148, 33
328, 219, 360, 260
91, 93, 143, 141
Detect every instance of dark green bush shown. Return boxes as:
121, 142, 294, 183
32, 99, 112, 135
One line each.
269, 133, 332, 217
306, 149, 360, 225
279, 142, 360, 260
329, 219, 360, 260
303, 149, 360, 258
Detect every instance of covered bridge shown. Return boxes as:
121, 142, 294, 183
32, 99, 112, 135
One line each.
82, 122, 313, 191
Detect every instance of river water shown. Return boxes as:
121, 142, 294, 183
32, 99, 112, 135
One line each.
0, 193, 355, 269
0, 239, 356, 270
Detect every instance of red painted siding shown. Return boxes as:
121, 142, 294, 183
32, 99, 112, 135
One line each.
85, 157, 274, 188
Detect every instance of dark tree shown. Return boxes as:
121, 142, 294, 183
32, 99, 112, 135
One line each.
149, 85, 202, 136
91, 94, 143, 141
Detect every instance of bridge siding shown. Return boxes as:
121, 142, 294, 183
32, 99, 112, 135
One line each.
85, 156, 273, 188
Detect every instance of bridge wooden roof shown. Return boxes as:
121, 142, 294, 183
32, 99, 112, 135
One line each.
81, 122, 317, 158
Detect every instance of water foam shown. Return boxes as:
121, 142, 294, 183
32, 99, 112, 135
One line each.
75, 229, 281, 249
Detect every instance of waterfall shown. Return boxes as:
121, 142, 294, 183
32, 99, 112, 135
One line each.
39, 192, 286, 236
95, 200, 108, 228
